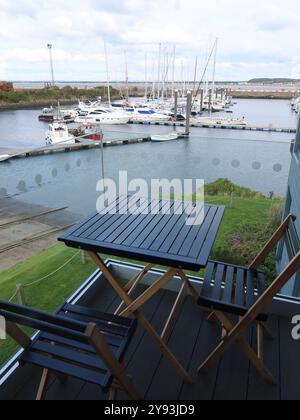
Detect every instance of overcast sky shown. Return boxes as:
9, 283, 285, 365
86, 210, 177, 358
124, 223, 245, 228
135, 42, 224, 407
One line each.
1, 0, 300, 82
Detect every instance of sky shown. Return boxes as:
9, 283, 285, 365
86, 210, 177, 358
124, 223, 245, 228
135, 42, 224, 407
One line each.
0, 0, 300, 82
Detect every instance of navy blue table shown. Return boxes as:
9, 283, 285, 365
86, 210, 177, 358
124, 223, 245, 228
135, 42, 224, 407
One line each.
59, 196, 225, 383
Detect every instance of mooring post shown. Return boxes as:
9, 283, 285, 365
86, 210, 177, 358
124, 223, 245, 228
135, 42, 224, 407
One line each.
174, 89, 178, 124
185, 90, 192, 136
16, 284, 26, 306
200, 89, 204, 112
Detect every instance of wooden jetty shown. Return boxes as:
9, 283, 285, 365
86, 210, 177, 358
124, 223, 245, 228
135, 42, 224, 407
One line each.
0, 136, 151, 163
129, 120, 296, 133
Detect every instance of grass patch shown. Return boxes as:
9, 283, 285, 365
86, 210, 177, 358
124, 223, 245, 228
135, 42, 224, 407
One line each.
0, 245, 95, 366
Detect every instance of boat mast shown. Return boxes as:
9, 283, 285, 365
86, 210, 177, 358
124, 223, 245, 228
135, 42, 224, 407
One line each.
152, 55, 156, 101
181, 60, 184, 97
157, 43, 162, 99
145, 52, 148, 99
165, 49, 171, 99
124, 50, 129, 103
47, 44, 55, 87
193, 56, 198, 97
211, 38, 218, 112
104, 40, 111, 107
172, 45, 176, 99
162, 46, 167, 101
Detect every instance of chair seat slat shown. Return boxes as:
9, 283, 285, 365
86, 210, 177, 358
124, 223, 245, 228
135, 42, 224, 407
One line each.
223, 266, 235, 303
201, 262, 215, 298
246, 270, 255, 308
61, 303, 134, 328
212, 264, 225, 301
31, 340, 118, 372
235, 268, 245, 307
40, 331, 122, 350
59, 311, 130, 338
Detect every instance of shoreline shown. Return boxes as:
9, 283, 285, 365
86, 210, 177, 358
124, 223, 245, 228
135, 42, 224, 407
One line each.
0, 99, 78, 111
231, 91, 294, 100
0, 92, 295, 111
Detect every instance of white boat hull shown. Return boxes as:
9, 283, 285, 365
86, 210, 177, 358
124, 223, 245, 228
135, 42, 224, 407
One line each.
45, 121, 76, 146
75, 115, 130, 125
151, 133, 179, 142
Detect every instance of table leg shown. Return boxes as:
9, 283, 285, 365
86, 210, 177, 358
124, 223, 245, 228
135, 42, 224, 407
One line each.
115, 264, 155, 315
119, 268, 179, 317
177, 270, 199, 301
88, 252, 192, 383
161, 282, 187, 342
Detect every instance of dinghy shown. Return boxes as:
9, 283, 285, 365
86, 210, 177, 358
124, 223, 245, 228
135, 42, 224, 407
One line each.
151, 132, 179, 142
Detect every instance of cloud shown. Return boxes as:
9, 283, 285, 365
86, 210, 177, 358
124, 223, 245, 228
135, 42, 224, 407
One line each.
0, 0, 300, 81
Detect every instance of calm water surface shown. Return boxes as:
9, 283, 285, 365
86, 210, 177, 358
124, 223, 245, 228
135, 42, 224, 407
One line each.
0, 99, 297, 216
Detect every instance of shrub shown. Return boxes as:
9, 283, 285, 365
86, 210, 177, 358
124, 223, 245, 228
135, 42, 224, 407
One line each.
0, 86, 123, 105
205, 178, 265, 199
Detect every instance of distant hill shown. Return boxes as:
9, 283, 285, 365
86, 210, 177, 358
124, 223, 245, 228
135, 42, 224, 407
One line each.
248, 78, 300, 84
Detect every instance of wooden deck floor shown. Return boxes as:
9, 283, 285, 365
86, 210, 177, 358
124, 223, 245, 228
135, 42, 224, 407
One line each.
11, 280, 300, 400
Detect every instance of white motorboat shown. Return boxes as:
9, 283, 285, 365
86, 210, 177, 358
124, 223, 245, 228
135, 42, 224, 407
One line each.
45, 122, 76, 146
75, 108, 130, 125
77, 99, 103, 113
125, 106, 171, 123
151, 132, 179, 142
60, 108, 78, 120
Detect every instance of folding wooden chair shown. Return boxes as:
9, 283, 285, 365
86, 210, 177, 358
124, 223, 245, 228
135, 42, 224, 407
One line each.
0, 301, 140, 400
197, 213, 300, 384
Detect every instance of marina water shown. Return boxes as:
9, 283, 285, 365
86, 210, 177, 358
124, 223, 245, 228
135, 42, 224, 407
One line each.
0, 99, 298, 216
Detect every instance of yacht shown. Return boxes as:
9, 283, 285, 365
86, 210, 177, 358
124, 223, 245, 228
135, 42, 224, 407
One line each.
77, 99, 103, 113
124, 106, 171, 123
75, 108, 130, 125
39, 107, 78, 122
45, 122, 76, 146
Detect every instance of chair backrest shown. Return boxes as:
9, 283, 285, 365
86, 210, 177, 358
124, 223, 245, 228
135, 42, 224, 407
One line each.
249, 214, 300, 272
284, 216, 300, 262
0, 300, 89, 346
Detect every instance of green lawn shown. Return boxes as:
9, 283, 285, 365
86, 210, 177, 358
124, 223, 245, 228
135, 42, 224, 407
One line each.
0, 195, 282, 367
205, 195, 282, 249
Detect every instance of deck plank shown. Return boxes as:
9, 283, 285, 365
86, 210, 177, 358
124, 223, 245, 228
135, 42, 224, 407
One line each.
145, 296, 204, 400
118, 290, 178, 400
280, 316, 300, 400
213, 316, 251, 400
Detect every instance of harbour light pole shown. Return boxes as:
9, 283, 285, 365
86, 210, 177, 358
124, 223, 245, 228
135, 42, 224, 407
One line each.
47, 44, 55, 87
